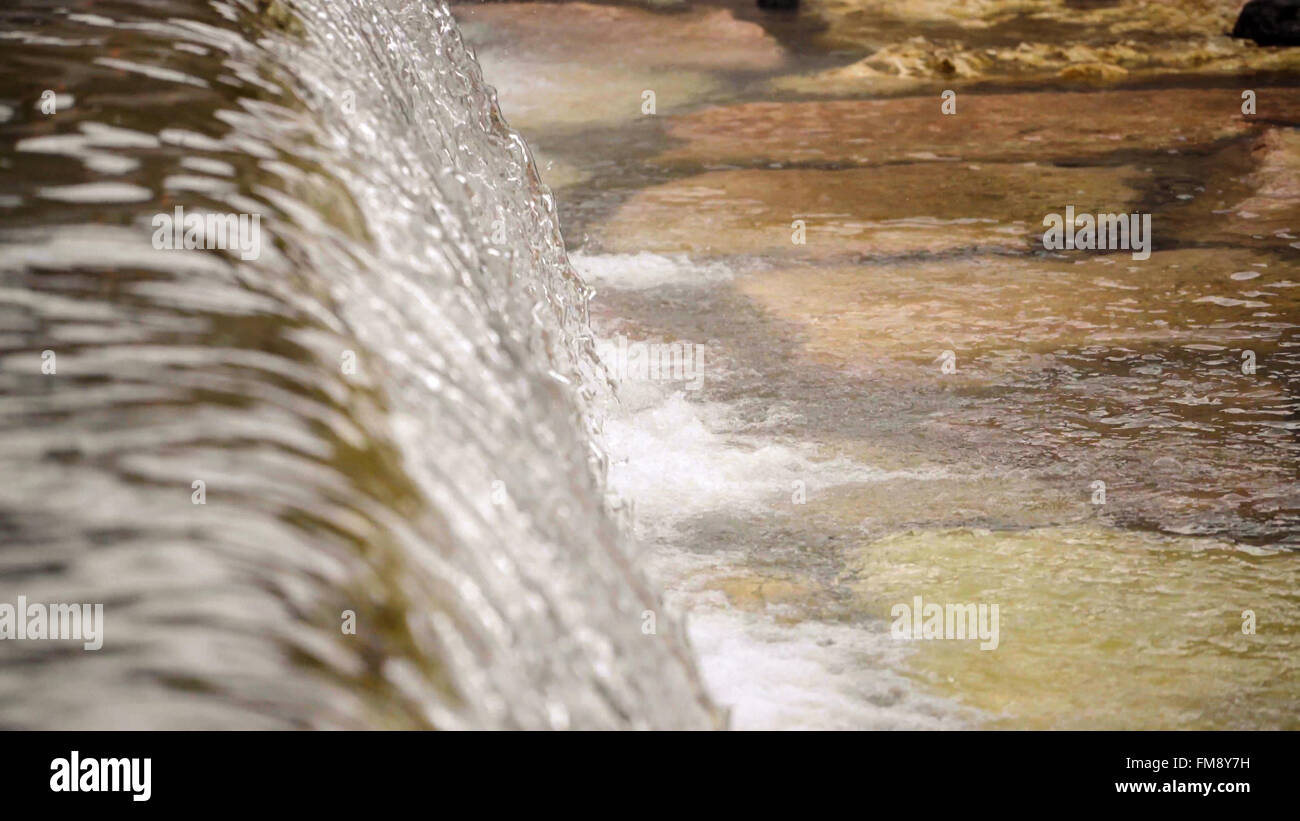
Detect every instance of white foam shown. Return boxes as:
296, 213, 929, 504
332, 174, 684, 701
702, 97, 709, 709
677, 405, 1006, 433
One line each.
604, 389, 949, 530
572, 252, 735, 291
602, 383, 969, 728
686, 607, 972, 730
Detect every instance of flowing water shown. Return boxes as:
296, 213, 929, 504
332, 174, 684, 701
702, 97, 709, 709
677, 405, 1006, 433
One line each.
455, 0, 1300, 729
0, 0, 718, 729
2, 0, 1298, 731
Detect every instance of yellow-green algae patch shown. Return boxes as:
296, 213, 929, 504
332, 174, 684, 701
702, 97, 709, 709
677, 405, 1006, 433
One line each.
840, 524, 1300, 729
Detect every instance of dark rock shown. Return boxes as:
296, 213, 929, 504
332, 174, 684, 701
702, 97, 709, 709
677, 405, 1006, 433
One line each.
1232, 0, 1300, 46
756, 0, 799, 11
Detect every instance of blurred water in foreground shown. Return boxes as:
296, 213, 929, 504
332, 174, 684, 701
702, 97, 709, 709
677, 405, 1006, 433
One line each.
0, 0, 718, 729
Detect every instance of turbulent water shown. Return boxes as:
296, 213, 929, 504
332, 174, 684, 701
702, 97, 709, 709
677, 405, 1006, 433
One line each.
0, 0, 719, 729
450, 1, 1300, 729
4, 0, 1299, 732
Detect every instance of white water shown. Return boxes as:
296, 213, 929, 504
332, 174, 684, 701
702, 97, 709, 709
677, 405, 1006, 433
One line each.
601, 382, 973, 729
0, 0, 717, 729
582, 246, 974, 727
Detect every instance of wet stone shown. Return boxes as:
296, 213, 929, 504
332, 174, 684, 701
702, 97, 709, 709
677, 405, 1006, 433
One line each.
452, 3, 784, 133
1233, 0, 1300, 46
1161, 127, 1300, 249
454, 3, 784, 72
734, 249, 1300, 376
658, 88, 1300, 168
594, 163, 1143, 258
784, 0, 1286, 94
840, 524, 1300, 729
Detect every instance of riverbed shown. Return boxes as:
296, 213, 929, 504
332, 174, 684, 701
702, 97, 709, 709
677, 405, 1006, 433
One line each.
455, 0, 1300, 729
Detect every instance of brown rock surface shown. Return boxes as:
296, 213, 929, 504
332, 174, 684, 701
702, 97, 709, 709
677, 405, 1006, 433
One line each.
451, 4, 785, 132
1227, 127, 1300, 239
455, 3, 785, 72
596, 163, 1143, 257
660, 88, 1300, 167
735, 248, 1298, 376
784, 0, 1283, 94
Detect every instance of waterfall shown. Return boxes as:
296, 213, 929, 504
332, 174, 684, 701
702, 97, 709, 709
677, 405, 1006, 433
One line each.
0, 0, 719, 729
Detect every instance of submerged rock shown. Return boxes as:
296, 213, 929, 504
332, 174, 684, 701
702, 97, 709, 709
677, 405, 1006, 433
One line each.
659, 88, 1299, 167
454, 3, 784, 72
803, 0, 1244, 50
1162, 126, 1300, 248
1056, 61, 1129, 84
735, 249, 1298, 375
711, 575, 815, 616
595, 164, 1142, 257
842, 524, 1300, 729
1232, 0, 1300, 46
1214, 127, 1300, 242
774, 28, 1300, 95
1237, 128, 1300, 220
452, 3, 784, 132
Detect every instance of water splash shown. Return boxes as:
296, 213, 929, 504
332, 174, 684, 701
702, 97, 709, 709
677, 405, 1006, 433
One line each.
0, 0, 718, 729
